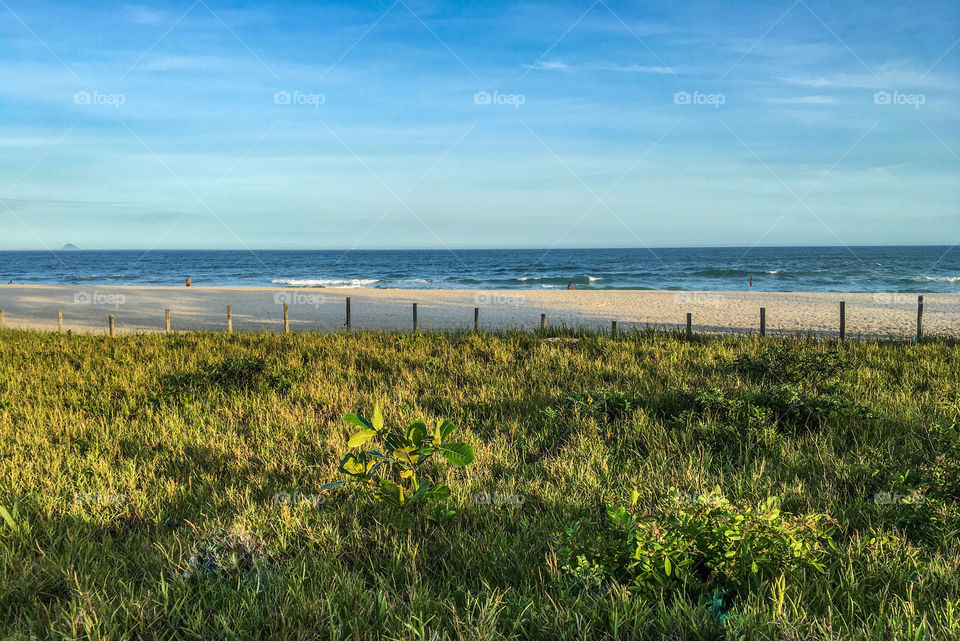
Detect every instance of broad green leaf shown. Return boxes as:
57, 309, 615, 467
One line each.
664, 557, 672, 576
347, 429, 378, 448
437, 420, 457, 443
318, 481, 345, 492
440, 442, 475, 466
393, 446, 418, 464
344, 413, 374, 430
407, 421, 428, 447
410, 481, 432, 503
426, 484, 450, 500
339, 453, 374, 477
372, 405, 384, 432
383, 432, 408, 452
400, 469, 413, 479
378, 480, 404, 507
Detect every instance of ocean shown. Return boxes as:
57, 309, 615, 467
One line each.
1, 247, 958, 293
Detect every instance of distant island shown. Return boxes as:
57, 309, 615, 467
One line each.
61, 243, 79, 250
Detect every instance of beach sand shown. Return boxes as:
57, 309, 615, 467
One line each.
0, 285, 955, 339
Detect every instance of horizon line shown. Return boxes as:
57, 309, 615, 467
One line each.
1, 243, 956, 252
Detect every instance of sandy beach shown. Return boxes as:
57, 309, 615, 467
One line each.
0, 285, 955, 338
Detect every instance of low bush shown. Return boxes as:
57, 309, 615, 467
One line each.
334, 406, 476, 530
556, 488, 837, 610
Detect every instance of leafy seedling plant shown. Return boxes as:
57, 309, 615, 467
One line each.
332, 405, 475, 530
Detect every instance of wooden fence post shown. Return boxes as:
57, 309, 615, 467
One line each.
760, 307, 766, 337
227, 306, 232, 333
345, 297, 351, 330
474, 307, 479, 331
686, 313, 692, 338
108, 315, 114, 337
611, 320, 617, 337
540, 313, 546, 330
412, 303, 418, 331
58, 309, 63, 332
165, 309, 170, 333
283, 302, 289, 334
839, 301, 846, 340
917, 296, 924, 340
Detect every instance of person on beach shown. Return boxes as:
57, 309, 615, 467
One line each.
7, 280, 12, 285
567, 281, 574, 290
185, 277, 192, 287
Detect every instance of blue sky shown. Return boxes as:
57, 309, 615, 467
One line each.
0, 0, 957, 250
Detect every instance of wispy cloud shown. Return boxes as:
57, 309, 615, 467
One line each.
140, 54, 239, 72
764, 95, 837, 105
781, 67, 957, 90
521, 60, 674, 74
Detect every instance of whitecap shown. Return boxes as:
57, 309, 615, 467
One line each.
271, 278, 379, 288
906, 275, 960, 284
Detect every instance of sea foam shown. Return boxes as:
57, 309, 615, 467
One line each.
271, 278, 379, 288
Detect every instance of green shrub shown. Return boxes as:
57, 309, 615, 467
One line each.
748, 384, 872, 431
333, 406, 476, 530
556, 488, 836, 605
733, 343, 846, 388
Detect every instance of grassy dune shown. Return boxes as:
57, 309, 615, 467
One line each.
1, 329, 959, 640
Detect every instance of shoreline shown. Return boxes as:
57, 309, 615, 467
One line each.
0, 284, 955, 338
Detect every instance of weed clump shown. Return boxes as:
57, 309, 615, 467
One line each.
556, 488, 836, 612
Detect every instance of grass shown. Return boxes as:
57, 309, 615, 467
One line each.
1, 327, 959, 640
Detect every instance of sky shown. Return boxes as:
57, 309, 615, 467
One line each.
0, 0, 957, 250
